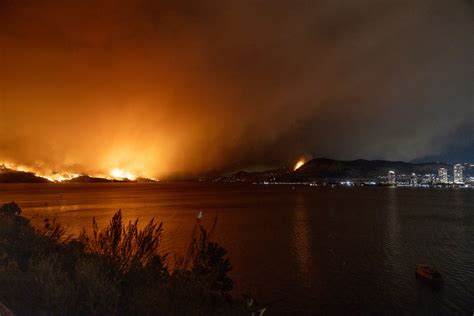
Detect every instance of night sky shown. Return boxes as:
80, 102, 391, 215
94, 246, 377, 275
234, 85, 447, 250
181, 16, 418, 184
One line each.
0, 0, 472, 178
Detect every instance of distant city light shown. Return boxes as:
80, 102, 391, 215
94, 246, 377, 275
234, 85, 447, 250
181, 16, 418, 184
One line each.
454, 164, 464, 184
388, 171, 396, 185
438, 168, 448, 184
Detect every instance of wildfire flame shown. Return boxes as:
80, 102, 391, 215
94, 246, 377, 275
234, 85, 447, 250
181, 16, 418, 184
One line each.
294, 159, 306, 171
110, 168, 136, 180
0, 161, 80, 182
1, 160, 150, 182
42, 173, 80, 182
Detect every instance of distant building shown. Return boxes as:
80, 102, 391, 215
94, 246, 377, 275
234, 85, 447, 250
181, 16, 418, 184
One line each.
438, 168, 448, 184
421, 174, 435, 185
410, 173, 418, 186
453, 164, 464, 184
388, 171, 396, 185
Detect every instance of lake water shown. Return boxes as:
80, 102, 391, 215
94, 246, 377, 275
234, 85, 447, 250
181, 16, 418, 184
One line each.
0, 183, 473, 314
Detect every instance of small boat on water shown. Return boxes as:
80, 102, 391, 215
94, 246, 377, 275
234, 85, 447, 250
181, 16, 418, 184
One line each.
416, 264, 442, 282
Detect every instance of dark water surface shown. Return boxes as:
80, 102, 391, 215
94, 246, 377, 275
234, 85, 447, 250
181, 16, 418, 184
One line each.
0, 183, 473, 314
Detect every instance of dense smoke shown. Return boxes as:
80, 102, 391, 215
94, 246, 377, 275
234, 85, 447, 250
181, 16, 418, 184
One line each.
0, 0, 472, 178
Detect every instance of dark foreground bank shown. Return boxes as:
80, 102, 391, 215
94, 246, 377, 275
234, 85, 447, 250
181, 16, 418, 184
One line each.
0, 202, 264, 315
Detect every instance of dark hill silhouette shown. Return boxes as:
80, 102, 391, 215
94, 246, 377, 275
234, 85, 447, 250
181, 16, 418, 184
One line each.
0, 168, 50, 183
290, 158, 451, 181
65, 175, 114, 183
66, 175, 157, 183
218, 158, 454, 182
135, 177, 158, 183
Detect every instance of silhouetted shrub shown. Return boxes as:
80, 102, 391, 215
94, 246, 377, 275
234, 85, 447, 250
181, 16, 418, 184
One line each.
0, 203, 265, 315
0, 202, 21, 216
79, 210, 166, 273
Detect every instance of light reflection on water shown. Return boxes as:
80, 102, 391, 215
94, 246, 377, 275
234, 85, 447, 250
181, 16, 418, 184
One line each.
0, 183, 473, 314
292, 197, 314, 289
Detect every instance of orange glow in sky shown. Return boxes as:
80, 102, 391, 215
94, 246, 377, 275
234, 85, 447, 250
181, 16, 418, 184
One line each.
0, 1, 470, 177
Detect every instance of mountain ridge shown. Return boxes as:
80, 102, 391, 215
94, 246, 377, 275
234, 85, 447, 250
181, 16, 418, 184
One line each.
291, 157, 452, 181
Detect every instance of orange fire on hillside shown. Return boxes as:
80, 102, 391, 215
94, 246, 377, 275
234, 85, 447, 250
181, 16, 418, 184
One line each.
110, 168, 137, 181
1, 160, 143, 182
293, 159, 306, 171
0, 160, 160, 182
0, 161, 81, 182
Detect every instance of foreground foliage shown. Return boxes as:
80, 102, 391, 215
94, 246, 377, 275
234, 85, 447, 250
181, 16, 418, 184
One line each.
0, 202, 263, 315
